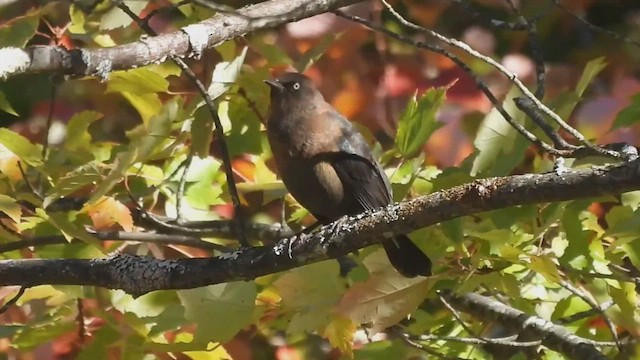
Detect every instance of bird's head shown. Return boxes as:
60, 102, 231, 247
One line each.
264, 72, 323, 111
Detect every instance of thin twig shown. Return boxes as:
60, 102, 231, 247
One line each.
38, 79, 57, 193
438, 292, 484, 340
504, 0, 546, 99
392, 326, 541, 348
376, 0, 619, 159
17, 161, 44, 200
551, 0, 640, 49
237, 88, 266, 124
514, 97, 577, 150
0, 230, 232, 254
450, 0, 529, 31
393, 329, 464, 360
557, 300, 614, 325
0, 286, 26, 314
334, 10, 563, 156
116, 2, 249, 248
558, 280, 622, 352
176, 155, 193, 222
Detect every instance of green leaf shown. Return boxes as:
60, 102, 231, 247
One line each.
528, 255, 561, 283
191, 105, 214, 158
0, 91, 18, 116
178, 281, 257, 343
49, 161, 108, 198
575, 57, 607, 98
68, 4, 87, 34
471, 86, 527, 176
45, 210, 102, 248
249, 38, 292, 66
107, 68, 170, 94
551, 296, 590, 322
111, 290, 177, 318
560, 201, 593, 270
120, 92, 163, 124
99, 1, 145, 30
0, 194, 21, 223
611, 93, 640, 130
89, 100, 177, 204
389, 154, 424, 201
220, 97, 263, 156
65, 111, 102, 151
395, 87, 447, 158
294, 33, 339, 72
207, 46, 248, 100
0, 13, 38, 47
274, 261, 343, 333
186, 181, 223, 209
14, 322, 77, 349
355, 340, 407, 360
0, 128, 42, 166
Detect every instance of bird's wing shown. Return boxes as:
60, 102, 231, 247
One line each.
320, 110, 393, 211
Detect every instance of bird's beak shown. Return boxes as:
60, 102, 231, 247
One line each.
264, 79, 284, 92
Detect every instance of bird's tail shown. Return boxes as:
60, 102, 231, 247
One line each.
382, 235, 432, 277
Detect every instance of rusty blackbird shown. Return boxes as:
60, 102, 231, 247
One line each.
264, 72, 432, 277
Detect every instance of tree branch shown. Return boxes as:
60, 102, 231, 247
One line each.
442, 291, 610, 360
0, 0, 363, 79
0, 160, 639, 296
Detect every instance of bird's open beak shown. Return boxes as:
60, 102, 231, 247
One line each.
264, 79, 285, 92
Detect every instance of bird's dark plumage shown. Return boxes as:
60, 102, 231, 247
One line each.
265, 72, 432, 277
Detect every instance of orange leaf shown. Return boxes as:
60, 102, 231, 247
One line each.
85, 196, 133, 231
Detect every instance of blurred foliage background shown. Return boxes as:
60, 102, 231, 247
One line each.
1, 0, 640, 359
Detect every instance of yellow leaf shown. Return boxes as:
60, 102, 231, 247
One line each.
84, 196, 133, 231
528, 255, 561, 283
323, 315, 355, 358
0, 194, 21, 223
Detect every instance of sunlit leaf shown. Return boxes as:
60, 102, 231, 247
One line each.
84, 196, 133, 231
111, 290, 177, 318
207, 46, 248, 100
575, 57, 607, 98
335, 250, 431, 333
395, 86, 447, 158
178, 282, 257, 343
65, 111, 103, 151
274, 261, 343, 333
44, 210, 102, 248
120, 92, 164, 125
323, 315, 355, 357
107, 68, 170, 95
528, 255, 561, 283
0, 194, 20, 223
100, 1, 145, 30
471, 86, 527, 176
0, 128, 42, 167
89, 100, 177, 204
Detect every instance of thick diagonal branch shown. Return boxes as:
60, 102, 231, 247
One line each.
0, 0, 362, 79
0, 160, 638, 296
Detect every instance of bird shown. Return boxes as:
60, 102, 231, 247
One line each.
264, 72, 432, 277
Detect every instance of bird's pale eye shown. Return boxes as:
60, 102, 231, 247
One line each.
292, 82, 300, 90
